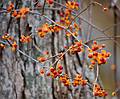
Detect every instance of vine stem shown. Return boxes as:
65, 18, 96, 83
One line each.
93, 64, 99, 95
94, 64, 99, 83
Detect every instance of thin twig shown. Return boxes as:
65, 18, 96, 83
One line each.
94, 64, 99, 83
51, 47, 71, 67
0, 40, 39, 63
33, 7, 61, 11
17, 49, 39, 63
85, 35, 120, 44
93, 64, 99, 93
42, 0, 46, 15
79, 16, 120, 48
103, 22, 120, 32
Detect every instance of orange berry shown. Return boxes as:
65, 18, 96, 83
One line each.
112, 92, 116, 96
58, 70, 62, 74
91, 60, 96, 65
37, 27, 42, 32
75, 41, 81, 47
104, 91, 108, 96
92, 45, 99, 51
50, 67, 55, 72
47, 0, 54, 4
40, 69, 44, 75
75, 2, 79, 7
100, 57, 106, 64
43, 51, 49, 55
7, 3, 14, 12
93, 41, 97, 44
93, 91, 98, 96
101, 44, 106, 48
12, 42, 17, 51
59, 12, 64, 17
46, 72, 50, 76
105, 52, 111, 57
103, 7, 108, 12
93, 51, 98, 56
54, 75, 58, 78
12, 10, 18, 17
37, 57, 46, 62
64, 46, 67, 49
88, 53, 93, 58
53, 70, 57, 75
58, 65, 63, 70
7, 7, 12, 12
10, 3, 14, 8
81, 80, 87, 86
89, 64, 94, 69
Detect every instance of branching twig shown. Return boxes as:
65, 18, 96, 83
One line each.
67, 2, 93, 29
52, 1, 120, 48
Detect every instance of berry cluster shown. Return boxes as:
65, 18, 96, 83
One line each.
37, 23, 62, 38
37, 23, 50, 38
58, 6, 80, 38
69, 41, 83, 54
0, 44, 6, 49
46, 64, 63, 78
36, 1, 80, 39
72, 74, 87, 87
2, 34, 13, 41
7, 3, 29, 19
59, 9, 73, 26
12, 8, 29, 19
2, 34, 17, 51
59, 74, 71, 87
40, 68, 45, 75
66, 1, 79, 10
11, 41, 17, 51
93, 83, 108, 97
49, 24, 62, 33
7, 2, 14, 12
20, 35, 31, 43
88, 41, 111, 69
65, 23, 80, 37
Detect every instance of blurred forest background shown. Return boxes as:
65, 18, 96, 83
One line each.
0, 0, 120, 99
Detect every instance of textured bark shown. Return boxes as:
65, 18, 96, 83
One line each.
1, 0, 119, 99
